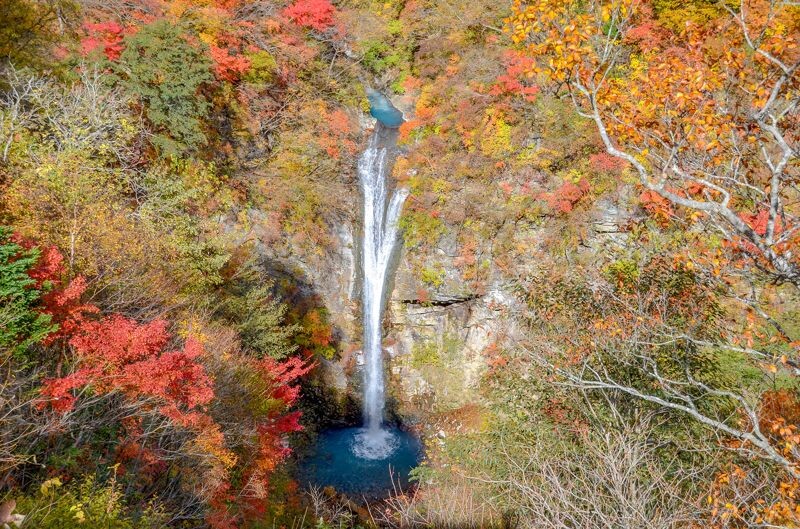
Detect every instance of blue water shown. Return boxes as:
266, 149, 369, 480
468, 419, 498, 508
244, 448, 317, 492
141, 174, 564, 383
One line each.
297, 427, 423, 499
367, 91, 405, 128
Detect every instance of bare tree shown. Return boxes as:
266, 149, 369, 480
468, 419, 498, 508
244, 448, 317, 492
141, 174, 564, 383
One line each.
492, 420, 701, 529
0, 67, 44, 164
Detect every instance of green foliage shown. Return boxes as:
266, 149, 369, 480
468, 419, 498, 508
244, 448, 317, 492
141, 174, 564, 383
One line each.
603, 258, 640, 289
359, 39, 392, 73
408, 333, 466, 405
358, 34, 412, 82
116, 20, 213, 154
478, 110, 514, 159
386, 19, 404, 36
0, 227, 55, 357
399, 211, 446, 249
243, 50, 278, 87
412, 340, 442, 368
408, 463, 435, 483
219, 279, 299, 360
420, 265, 446, 288
13, 474, 164, 528
138, 160, 230, 292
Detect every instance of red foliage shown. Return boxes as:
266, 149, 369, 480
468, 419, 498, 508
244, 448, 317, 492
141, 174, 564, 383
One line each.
10, 235, 99, 343
24, 244, 64, 284
208, 355, 313, 526
483, 342, 508, 373
115, 421, 168, 479
70, 316, 169, 368
735, 209, 794, 259
282, 0, 336, 31
589, 152, 627, 172
38, 371, 92, 412
210, 45, 252, 82
41, 315, 214, 426
40, 276, 99, 344
261, 355, 314, 406
499, 181, 514, 196
626, 22, 666, 52
81, 21, 127, 61
739, 209, 785, 238
39, 302, 314, 529
624, 4, 666, 52
540, 179, 591, 214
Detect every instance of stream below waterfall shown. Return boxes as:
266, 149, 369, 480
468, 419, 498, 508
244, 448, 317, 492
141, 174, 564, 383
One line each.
296, 92, 423, 499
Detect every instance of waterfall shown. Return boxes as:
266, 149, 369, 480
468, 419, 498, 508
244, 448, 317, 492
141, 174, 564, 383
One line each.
354, 122, 408, 459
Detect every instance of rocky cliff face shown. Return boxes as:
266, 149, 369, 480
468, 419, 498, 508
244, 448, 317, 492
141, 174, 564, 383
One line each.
387, 282, 519, 418
253, 203, 524, 428
244, 106, 519, 425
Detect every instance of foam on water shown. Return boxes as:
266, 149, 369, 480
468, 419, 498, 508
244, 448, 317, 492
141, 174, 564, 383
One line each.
352, 427, 400, 460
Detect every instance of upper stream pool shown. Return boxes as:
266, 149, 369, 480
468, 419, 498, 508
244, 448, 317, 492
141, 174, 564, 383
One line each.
367, 91, 404, 128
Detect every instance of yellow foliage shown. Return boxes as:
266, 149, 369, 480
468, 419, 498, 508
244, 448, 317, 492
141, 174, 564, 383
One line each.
478, 108, 514, 159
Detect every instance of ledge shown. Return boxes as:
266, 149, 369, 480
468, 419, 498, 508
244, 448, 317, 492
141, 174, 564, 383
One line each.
399, 294, 481, 307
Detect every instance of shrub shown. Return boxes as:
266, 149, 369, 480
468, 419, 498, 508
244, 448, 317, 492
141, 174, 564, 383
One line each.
116, 20, 213, 154
12, 474, 165, 528
0, 227, 56, 357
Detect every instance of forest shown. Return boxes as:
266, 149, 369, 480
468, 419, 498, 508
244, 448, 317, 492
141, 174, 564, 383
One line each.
0, 0, 798, 527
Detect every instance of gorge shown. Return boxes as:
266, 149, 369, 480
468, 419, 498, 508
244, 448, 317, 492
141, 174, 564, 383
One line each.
297, 93, 422, 499
2, 0, 798, 526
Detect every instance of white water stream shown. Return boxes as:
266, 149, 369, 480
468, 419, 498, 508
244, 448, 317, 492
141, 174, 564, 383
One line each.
356, 125, 408, 459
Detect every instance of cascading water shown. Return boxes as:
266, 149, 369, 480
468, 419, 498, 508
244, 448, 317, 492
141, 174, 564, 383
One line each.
361, 131, 408, 424
297, 93, 422, 498
353, 121, 409, 459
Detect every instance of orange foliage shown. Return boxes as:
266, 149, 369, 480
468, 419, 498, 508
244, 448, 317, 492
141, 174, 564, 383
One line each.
507, 0, 800, 283
301, 308, 332, 351
639, 189, 675, 226
706, 390, 800, 527
209, 44, 251, 82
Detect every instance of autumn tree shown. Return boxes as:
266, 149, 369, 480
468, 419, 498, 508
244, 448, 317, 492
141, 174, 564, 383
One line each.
505, 0, 800, 483
282, 0, 338, 32
507, 0, 799, 287
38, 306, 313, 527
0, 0, 76, 69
